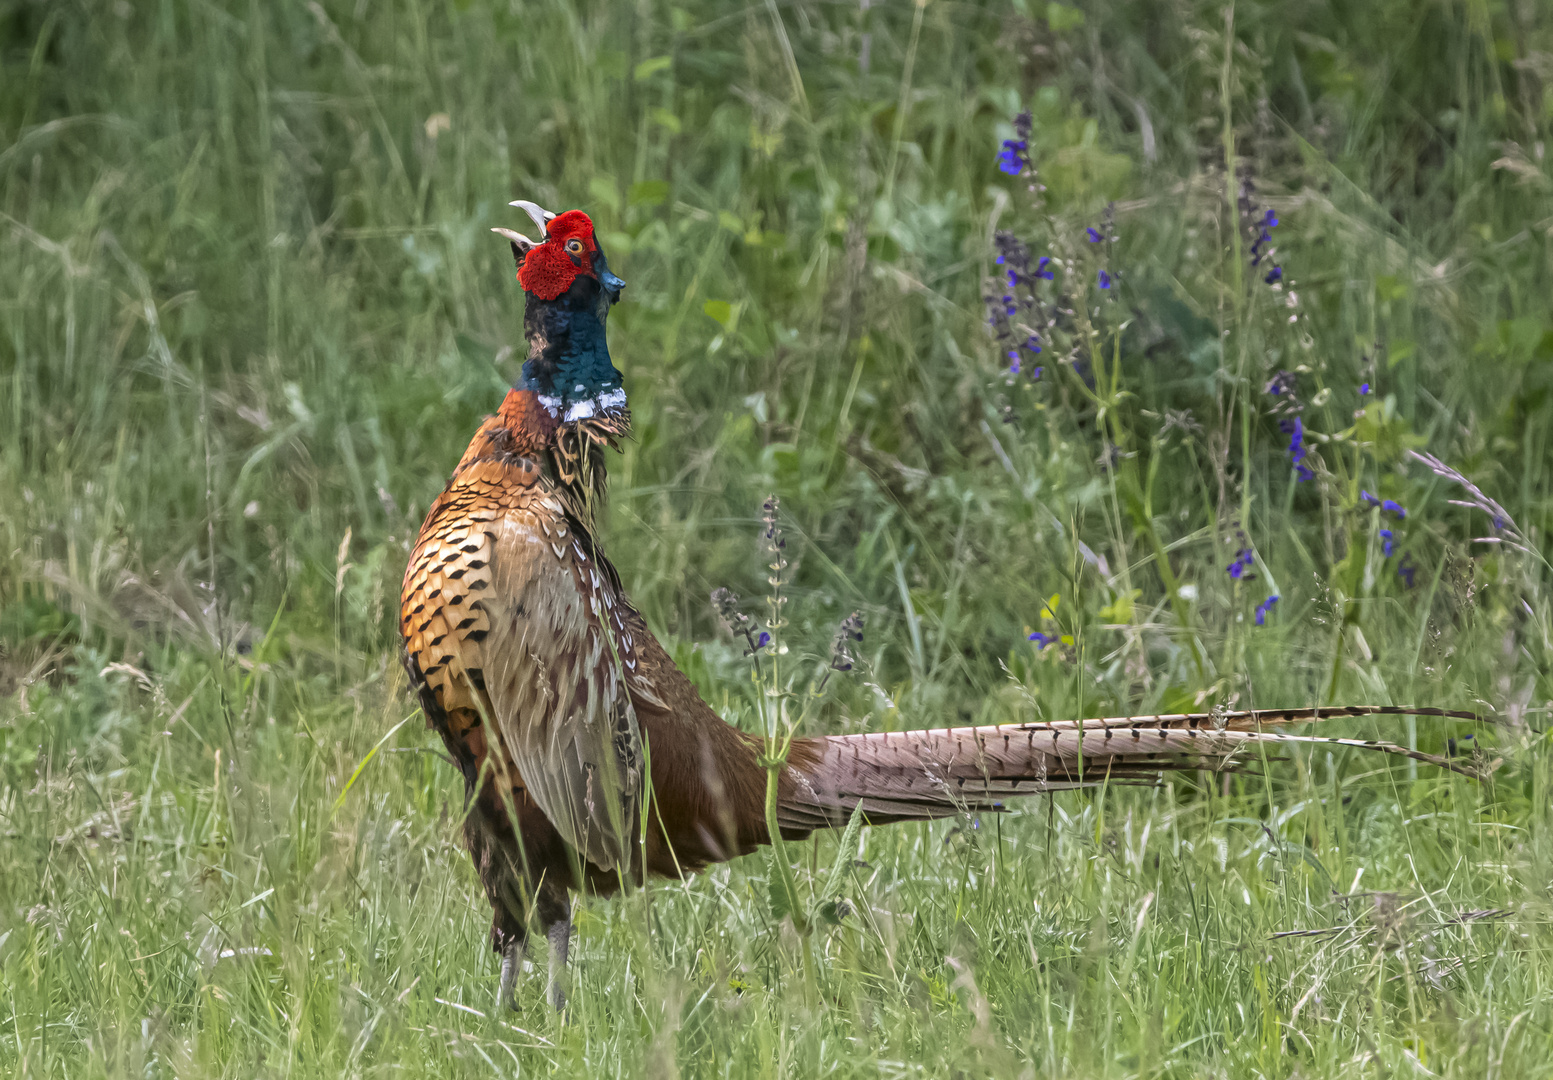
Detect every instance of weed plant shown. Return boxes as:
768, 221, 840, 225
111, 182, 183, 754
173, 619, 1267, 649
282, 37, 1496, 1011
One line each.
2, 1, 1552, 1077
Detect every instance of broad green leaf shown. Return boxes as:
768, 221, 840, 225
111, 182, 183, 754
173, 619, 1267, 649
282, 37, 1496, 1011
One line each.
648, 107, 681, 134
633, 56, 672, 81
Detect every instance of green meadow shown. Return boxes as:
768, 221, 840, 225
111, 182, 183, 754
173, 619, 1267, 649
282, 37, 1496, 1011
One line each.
2, 1, 1552, 1075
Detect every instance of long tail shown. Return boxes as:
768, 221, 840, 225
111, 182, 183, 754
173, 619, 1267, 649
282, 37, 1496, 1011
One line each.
779, 706, 1493, 831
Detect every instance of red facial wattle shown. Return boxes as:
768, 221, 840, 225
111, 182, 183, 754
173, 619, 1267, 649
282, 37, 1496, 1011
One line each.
517, 210, 602, 300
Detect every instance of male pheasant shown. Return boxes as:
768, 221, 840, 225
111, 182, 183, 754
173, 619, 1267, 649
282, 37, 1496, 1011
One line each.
400, 200, 1484, 1010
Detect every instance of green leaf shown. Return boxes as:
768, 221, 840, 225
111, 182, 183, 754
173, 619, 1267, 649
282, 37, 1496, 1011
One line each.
1047, 3, 1085, 31
648, 107, 681, 134
633, 55, 672, 81
627, 180, 670, 208
1098, 588, 1141, 624
702, 299, 733, 328
587, 175, 621, 214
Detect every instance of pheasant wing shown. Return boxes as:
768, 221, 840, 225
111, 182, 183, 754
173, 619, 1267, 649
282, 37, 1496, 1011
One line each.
475, 464, 643, 875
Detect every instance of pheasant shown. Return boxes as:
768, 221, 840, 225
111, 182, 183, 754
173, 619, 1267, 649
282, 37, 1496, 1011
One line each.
400, 200, 1486, 1010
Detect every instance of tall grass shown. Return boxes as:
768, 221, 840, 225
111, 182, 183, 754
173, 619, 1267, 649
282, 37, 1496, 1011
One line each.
1, 1, 1551, 1076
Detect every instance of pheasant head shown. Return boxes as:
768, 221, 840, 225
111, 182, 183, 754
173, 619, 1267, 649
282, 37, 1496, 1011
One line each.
494, 201, 627, 426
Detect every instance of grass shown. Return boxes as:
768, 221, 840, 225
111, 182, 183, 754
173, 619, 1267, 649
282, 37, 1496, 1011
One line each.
2, 0, 1552, 1075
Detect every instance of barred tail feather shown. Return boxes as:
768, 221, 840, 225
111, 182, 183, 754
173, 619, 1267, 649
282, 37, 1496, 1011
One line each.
778, 706, 1492, 831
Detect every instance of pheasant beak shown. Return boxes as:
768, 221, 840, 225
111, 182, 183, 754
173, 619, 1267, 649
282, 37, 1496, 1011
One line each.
510, 199, 556, 236
595, 251, 625, 302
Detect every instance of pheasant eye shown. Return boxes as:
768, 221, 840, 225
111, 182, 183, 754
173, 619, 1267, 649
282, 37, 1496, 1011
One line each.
565, 238, 584, 255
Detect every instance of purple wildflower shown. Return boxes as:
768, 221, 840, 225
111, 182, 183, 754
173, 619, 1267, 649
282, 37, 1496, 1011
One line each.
1086, 227, 1103, 243
1255, 595, 1280, 625
1028, 631, 1055, 649
1360, 490, 1380, 508
997, 139, 1028, 176
755, 631, 771, 649
1359, 382, 1371, 395
1397, 556, 1416, 589
1279, 416, 1313, 481
1240, 178, 1286, 286
1249, 208, 1277, 266
1098, 269, 1112, 290
1036, 256, 1053, 280
1379, 528, 1395, 558
1264, 371, 1296, 397
1381, 499, 1407, 518
1226, 546, 1255, 579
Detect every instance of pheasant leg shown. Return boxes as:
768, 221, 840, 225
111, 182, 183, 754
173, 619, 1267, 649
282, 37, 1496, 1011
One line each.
498, 934, 527, 1011
546, 918, 571, 1012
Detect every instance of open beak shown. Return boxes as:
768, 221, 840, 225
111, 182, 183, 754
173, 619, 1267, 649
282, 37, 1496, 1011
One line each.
510, 200, 556, 235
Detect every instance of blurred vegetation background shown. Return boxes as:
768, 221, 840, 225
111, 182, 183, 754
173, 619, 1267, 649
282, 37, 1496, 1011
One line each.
2, 0, 1552, 1076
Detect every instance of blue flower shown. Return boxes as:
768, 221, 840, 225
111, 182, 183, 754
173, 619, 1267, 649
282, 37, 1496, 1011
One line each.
1280, 416, 1312, 481
1360, 491, 1406, 519
1028, 631, 1055, 649
1262, 210, 1279, 228
1397, 556, 1416, 589
1008, 351, 1021, 374
1359, 382, 1370, 395
997, 139, 1027, 175
1036, 256, 1053, 280
1379, 528, 1395, 557
1086, 227, 1103, 243
1227, 546, 1255, 579
1265, 266, 1283, 284
1098, 270, 1112, 290
1264, 371, 1295, 397
1255, 595, 1280, 625
1251, 227, 1276, 266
